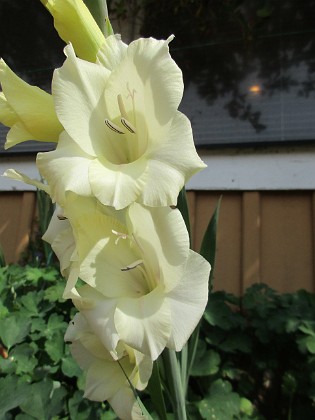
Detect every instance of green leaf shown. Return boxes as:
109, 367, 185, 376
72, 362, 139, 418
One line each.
20, 291, 43, 316
147, 361, 168, 420
177, 187, 191, 243
11, 343, 38, 375
45, 331, 65, 363
45, 313, 68, 339
191, 349, 221, 377
0, 313, 31, 349
44, 283, 65, 303
61, 355, 81, 378
0, 376, 30, 417
297, 335, 315, 354
239, 397, 254, 416
199, 197, 221, 290
20, 379, 66, 420
197, 380, 240, 419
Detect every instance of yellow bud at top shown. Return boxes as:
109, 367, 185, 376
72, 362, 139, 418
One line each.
40, 0, 105, 62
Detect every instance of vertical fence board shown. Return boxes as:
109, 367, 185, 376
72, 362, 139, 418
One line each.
0, 192, 36, 263
193, 192, 242, 295
260, 192, 313, 292
242, 192, 261, 292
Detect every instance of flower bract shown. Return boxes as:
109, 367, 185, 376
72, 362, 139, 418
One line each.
0, 59, 62, 149
40, 0, 105, 62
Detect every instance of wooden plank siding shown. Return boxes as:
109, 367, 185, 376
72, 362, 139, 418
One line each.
187, 191, 315, 294
1, 191, 314, 294
0, 192, 36, 264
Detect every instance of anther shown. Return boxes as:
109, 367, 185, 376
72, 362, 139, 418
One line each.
105, 119, 125, 134
121, 259, 143, 271
121, 118, 136, 134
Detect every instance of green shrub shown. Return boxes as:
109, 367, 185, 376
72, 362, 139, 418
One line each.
190, 284, 315, 419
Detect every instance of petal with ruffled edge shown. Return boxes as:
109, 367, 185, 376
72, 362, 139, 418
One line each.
166, 250, 210, 351
88, 157, 148, 210
115, 287, 171, 360
96, 34, 128, 71
139, 112, 206, 206
126, 203, 189, 291
52, 44, 110, 157
72, 285, 120, 356
37, 132, 93, 206
42, 207, 75, 276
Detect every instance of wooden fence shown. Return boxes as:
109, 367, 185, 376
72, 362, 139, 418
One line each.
1, 190, 314, 294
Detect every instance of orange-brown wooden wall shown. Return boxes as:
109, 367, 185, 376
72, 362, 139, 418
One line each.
1, 191, 314, 294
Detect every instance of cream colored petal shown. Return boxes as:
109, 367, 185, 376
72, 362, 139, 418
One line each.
62, 261, 80, 299
41, 0, 105, 62
52, 44, 110, 156
42, 208, 77, 279
69, 340, 95, 371
127, 204, 189, 291
132, 350, 154, 391
85, 358, 133, 402
36, 132, 93, 206
104, 36, 182, 140
115, 287, 171, 360
66, 204, 145, 298
109, 386, 145, 420
150, 111, 207, 180
89, 158, 148, 210
96, 34, 128, 70
0, 92, 17, 126
3, 169, 50, 194
72, 285, 120, 355
166, 250, 210, 351
0, 59, 62, 147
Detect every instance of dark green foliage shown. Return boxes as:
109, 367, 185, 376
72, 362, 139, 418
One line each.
0, 264, 115, 419
189, 284, 315, 419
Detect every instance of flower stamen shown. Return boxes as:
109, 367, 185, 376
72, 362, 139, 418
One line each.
121, 259, 143, 271
121, 118, 136, 134
105, 119, 125, 134
112, 229, 129, 245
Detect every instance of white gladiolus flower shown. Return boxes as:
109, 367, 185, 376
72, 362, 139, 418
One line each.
65, 312, 152, 420
59, 195, 210, 360
37, 37, 206, 209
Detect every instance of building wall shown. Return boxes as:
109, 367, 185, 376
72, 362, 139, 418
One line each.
1, 190, 314, 295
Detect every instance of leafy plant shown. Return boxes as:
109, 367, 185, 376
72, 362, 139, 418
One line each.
0, 264, 116, 419
189, 284, 315, 419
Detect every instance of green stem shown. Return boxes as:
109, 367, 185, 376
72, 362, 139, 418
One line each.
162, 349, 187, 420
